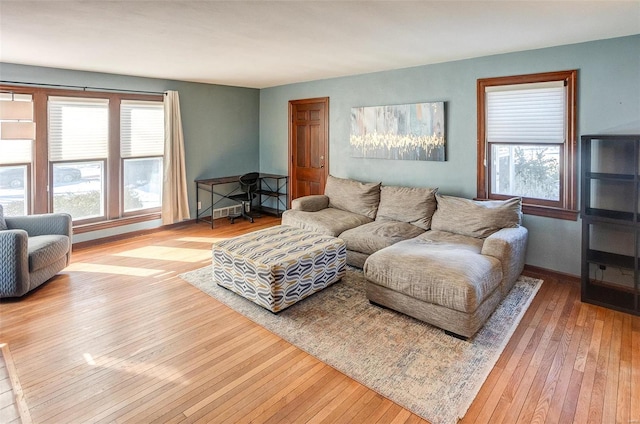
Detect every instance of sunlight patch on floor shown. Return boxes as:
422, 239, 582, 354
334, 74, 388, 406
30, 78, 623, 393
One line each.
83, 353, 96, 366
81, 353, 187, 384
114, 246, 211, 263
66, 262, 165, 276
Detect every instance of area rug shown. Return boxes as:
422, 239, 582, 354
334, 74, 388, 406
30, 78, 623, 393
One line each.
180, 266, 542, 424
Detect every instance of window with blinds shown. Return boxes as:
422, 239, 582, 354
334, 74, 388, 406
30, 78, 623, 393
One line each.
0, 143, 32, 215
47, 96, 109, 221
0, 140, 32, 165
120, 100, 164, 213
486, 82, 566, 144
120, 100, 164, 158
0, 93, 34, 216
484, 82, 566, 202
477, 70, 577, 220
48, 97, 109, 161
1, 83, 164, 225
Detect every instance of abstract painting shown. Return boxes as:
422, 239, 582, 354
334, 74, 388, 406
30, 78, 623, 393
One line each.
350, 102, 445, 161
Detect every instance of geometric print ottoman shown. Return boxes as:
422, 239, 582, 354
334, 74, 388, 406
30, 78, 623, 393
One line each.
212, 225, 346, 312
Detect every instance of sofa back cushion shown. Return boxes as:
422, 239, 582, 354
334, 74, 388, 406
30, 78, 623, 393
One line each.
431, 194, 522, 238
375, 185, 438, 230
324, 175, 381, 219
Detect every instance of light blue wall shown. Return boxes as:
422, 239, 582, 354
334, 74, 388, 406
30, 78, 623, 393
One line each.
259, 35, 640, 276
2, 35, 638, 272
0, 63, 260, 241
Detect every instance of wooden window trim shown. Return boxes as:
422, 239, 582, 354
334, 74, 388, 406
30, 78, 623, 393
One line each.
477, 70, 578, 221
73, 212, 161, 234
0, 84, 163, 231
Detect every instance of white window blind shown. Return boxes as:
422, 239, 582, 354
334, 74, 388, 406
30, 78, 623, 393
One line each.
486, 81, 566, 144
0, 140, 32, 164
48, 96, 109, 161
0, 93, 33, 121
120, 100, 164, 158
0, 93, 32, 102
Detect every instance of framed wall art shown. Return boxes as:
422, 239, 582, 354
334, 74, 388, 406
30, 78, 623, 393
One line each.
350, 101, 445, 161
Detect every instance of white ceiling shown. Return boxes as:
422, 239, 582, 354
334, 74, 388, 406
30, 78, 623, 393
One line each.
1, 1, 639, 89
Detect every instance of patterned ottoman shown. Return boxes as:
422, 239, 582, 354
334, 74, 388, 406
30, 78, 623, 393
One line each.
212, 225, 346, 312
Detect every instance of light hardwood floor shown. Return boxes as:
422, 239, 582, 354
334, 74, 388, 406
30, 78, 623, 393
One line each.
0, 217, 638, 423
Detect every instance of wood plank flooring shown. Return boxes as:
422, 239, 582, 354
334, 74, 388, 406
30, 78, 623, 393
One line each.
1, 343, 22, 424
1, 217, 638, 423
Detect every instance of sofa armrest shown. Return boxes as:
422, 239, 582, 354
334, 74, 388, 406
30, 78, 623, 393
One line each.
291, 195, 330, 212
481, 226, 528, 294
0, 229, 30, 297
5, 213, 72, 238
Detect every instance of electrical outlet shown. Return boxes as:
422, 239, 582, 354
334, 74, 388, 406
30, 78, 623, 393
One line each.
197, 201, 202, 210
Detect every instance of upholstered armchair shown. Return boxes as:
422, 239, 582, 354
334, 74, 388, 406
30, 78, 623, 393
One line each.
0, 206, 72, 298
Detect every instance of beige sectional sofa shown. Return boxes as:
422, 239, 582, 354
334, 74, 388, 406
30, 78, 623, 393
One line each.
281, 175, 528, 339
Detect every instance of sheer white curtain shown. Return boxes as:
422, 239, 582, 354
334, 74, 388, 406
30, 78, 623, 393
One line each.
162, 91, 190, 224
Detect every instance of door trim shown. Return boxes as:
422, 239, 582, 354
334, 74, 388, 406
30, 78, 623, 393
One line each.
288, 97, 329, 207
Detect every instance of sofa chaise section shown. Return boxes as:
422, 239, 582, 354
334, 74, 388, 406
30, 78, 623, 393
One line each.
364, 195, 527, 339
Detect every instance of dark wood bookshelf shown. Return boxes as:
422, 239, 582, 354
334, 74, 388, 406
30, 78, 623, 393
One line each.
580, 134, 640, 315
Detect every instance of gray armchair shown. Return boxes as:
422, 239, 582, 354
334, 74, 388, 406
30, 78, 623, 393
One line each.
1, 208, 72, 298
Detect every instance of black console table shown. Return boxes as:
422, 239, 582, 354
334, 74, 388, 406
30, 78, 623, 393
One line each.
195, 173, 287, 228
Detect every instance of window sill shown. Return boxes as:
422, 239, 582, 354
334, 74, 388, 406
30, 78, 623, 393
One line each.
73, 212, 161, 234
522, 203, 578, 221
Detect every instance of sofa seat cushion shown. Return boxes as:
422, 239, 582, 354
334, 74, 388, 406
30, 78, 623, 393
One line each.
281, 207, 373, 237
28, 235, 70, 272
414, 229, 484, 252
340, 220, 426, 255
364, 237, 502, 314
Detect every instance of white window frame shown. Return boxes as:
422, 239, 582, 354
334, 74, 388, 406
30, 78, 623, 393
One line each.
120, 99, 164, 215
48, 96, 110, 223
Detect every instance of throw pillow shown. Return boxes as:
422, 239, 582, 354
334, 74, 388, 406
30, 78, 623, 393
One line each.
375, 185, 438, 230
0, 204, 7, 230
324, 175, 381, 219
431, 194, 522, 238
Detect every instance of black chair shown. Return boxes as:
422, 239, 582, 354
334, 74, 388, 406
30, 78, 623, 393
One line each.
228, 172, 260, 224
